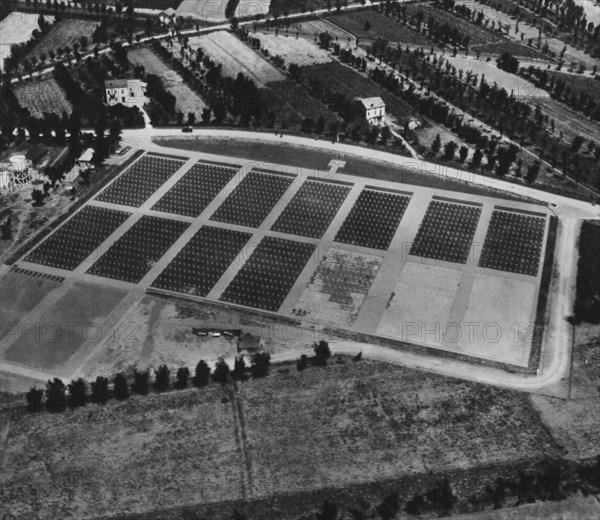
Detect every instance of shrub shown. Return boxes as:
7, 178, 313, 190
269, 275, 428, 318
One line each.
26, 387, 43, 412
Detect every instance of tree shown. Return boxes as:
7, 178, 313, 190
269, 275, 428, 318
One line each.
202, 107, 212, 125
496, 51, 519, 74
471, 147, 483, 169
459, 145, 469, 163
153, 364, 170, 392
193, 360, 211, 387
212, 358, 231, 385
114, 373, 129, 400
443, 140, 458, 160
316, 115, 325, 134
301, 117, 315, 133
67, 378, 88, 408
231, 356, 247, 381
250, 352, 271, 378
90, 376, 109, 404
187, 112, 196, 126
571, 134, 584, 153
316, 500, 338, 520
526, 160, 541, 183
45, 378, 67, 413
431, 133, 442, 154
174, 367, 190, 390
378, 491, 399, 520
31, 188, 45, 205
26, 387, 44, 412
313, 340, 331, 366
132, 369, 150, 395
297, 354, 309, 371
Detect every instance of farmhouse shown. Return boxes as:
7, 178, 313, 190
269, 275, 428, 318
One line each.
105, 79, 147, 107
159, 7, 177, 25
356, 96, 386, 125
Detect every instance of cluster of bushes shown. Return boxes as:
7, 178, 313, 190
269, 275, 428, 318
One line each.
3, 14, 54, 74
25, 352, 272, 413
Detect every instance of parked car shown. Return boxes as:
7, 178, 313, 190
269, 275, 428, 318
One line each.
182, 126, 193, 133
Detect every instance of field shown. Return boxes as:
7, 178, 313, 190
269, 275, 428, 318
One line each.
267, 80, 339, 125
87, 216, 190, 283
12, 77, 72, 119
127, 47, 207, 121
444, 55, 549, 99
26, 18, 98, 60
253, 32, 333, 67
0, 11, 53, 71
177, 0, 269, 22
299, 62, 418, 121
24, 206, 131, 271
188, 31, 285, 86
96, 154, 185, 208
326, 9, 432, 46
0, 359, 563, 519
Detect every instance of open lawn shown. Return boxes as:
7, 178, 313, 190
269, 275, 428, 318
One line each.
0, 11, 53, 71
127, 46, 207, 121
253, 32, 332, 67
1, 359, 562, 519
26, 18, 98, 61
12, 77, 72, 119
188, 31, 285, 86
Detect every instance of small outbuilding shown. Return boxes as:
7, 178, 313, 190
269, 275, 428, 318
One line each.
237, 333, 263, 353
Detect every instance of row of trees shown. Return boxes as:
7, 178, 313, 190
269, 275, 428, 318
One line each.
3, 14, 54, 74
26, 352, 272, 413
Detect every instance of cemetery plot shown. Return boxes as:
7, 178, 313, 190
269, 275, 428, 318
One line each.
410, 201, 481, 264
151, 226, 251, 297
96, 155, 184, 207
151, 161, 238, 217
87, 216, 189, 283
220, 237, 316, 311
335, 189, 410, 250
24, 206, 131, 270
294, 250, 383, 327
479, 210, 546, 276
271, 180, 350, 238
209, 171, 293, 228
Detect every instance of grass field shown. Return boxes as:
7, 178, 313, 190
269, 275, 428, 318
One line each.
188, 31, 285, 86
26, 18, 98, 60
253, 32, 332, 67
1, 359, 562, 519
0, 11, 53, 71
127, 46, 207, 121
326, 9, 432, 46
12, 77, 72, 118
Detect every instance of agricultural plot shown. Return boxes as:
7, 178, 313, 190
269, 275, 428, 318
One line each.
12, 77, 72, 119
209, 170, 293, 228
479, 210, 546, 276
24, 206, 130, 271
220, 237, 315, 311
335, 189, 411, 250
253, 32, 333, 67
26, 18, 98, 60
326, 10, 431, 46
87, 216, 189, 283
299, 62, 417, 120
151, 161, 238, 217
188, 31, 285, 87
294, 250, 382, 326
271, 179, 350, 238
410, 200, 481, 264
444, 55, 549, 99
96, 155, 184, 207
151, 226, 251, 297
0, 11, 53, 71
177, 0, 269, 22
127, 47, 207, 121
267, 80, 339, 125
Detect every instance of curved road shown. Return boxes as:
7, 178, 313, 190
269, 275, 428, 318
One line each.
119, 128, 598, 392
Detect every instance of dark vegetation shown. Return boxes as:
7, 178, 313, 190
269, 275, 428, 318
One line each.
574, 221, 600, 323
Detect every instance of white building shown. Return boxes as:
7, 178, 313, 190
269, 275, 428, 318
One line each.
357, 97, 386, 126
159, 7, 177, 26
77, 148, 95, 171
105, 79, 147, 107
